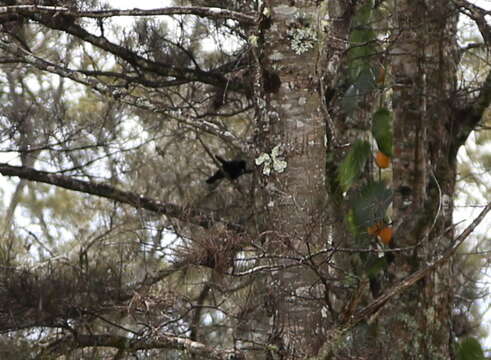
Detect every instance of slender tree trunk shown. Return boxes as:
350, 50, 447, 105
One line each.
251, 1, 328, 355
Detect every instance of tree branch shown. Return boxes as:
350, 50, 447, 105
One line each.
352, 201, 491, 325
21, 11, 250, 94
0, 40, 248, 151
316, 201, 491, 358
451, 69, 491, 156
44, 333, 244, 359
0, 163, 241, 231
453, 0, 491, 44
0, 5, 256, 25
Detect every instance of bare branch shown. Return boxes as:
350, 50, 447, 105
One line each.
453, 0, 491, 44
0, 40, 248, 150
0, 163, 242, 231
315, 201, 491, 358
354, 201, 490, 326
451, 69, 491, 156
45, 333, 244, 360
0, 5, 256, 25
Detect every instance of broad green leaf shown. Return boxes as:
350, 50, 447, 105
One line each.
341, 84, 360, 115
348, 39, 377, 81
346, 209, 359, 236
355, 68, 377, 94
372, 108, 393, 156
347, 0, 376, 82
351, 181, 392, 229
337, 140, 371, 192
456, 338, 485, 360
343, 68, 377, 112
350, 28, 376, 45
352, 0, 374, 26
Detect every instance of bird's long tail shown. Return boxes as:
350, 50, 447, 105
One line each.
206, 171, 224, 184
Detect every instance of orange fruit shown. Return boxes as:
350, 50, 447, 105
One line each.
375, 151, 390, 168
377, 227, 393, 245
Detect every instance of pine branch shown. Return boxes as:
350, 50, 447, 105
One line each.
0, 40, 247, 151
0, 163, 242, 231
14, 7, 251, 94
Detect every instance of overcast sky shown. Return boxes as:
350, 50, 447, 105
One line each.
107, 0, 172, 9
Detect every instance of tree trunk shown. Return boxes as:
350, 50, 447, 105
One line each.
368, 1, 460, 358
256, 0, 462, 358
251, 2, 329, 355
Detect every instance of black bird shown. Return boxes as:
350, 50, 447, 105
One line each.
206, 156, 249, 184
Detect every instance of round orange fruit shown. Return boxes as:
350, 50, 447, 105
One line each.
375, 151, 391, 169
377, 227, 393, 245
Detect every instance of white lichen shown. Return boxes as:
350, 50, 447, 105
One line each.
287, 26, 317, 55
255, 153, 272, 175
274, 5, 297, 16
249, 34, 259, 47
255, 144, 287, 175
269, 51, 285, 61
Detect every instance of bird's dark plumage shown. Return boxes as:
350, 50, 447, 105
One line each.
206, 156, 249, 184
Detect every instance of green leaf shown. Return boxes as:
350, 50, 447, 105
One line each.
347, 41, 377, 81
372, 108, 393, 156
350, 28, 376, 45
347, 0, 376, 82
346, 209, 359, 236
337, 140, 371, 192
342, 68, 378, 114
341, 84, 360, 115
352, 0, 374, 26
351, 181, 392, 229
355, 68, 377, 94
456, 338, 485, 360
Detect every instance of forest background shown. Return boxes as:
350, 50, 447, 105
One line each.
0, 0, 490, 359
